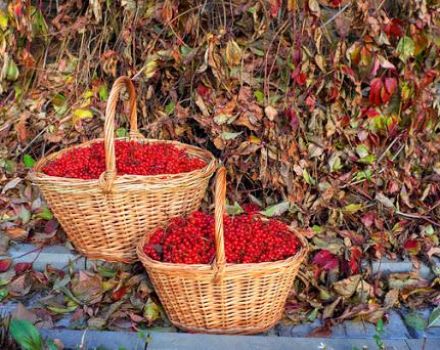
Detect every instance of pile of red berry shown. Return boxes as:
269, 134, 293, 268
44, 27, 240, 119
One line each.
42, 141, 206, 179
143, 211, 301, 264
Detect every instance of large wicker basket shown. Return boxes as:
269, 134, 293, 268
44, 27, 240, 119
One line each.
137, 167, 308, 334
29, 76, 216, 263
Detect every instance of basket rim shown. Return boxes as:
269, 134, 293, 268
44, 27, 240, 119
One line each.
136, 221, 309, 273
28, 137, 217, 183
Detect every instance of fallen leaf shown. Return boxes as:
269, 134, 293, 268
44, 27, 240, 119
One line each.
0, 259, 12, 273
313, 250, 339, 271
428, 307, 440, 328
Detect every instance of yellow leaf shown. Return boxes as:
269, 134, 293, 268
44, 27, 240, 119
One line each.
225, 40, 242, 67
143, 57, 157, 79
287, 0, 297, 11
72, 109, 93, 123
343, 203, 363, 214
83, 90, 94, 99
0, 9, 8, 31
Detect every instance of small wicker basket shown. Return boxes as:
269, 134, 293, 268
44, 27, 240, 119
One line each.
137, 167, 308, 334
29, 76, 216, 263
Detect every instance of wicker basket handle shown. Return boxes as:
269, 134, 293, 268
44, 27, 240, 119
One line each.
100, 76, 143, 192
213, 166, 227, 282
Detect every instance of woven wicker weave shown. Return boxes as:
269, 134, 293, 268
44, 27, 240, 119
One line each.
29, 76, 216, 263
137, 167, 308, 334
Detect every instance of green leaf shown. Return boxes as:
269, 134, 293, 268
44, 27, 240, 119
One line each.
254, 90, 264, 104
397, 36, 415, 62
312, 225, 323, 234
307, 308, 319, 322
116, 127, 129, 138
302, 169, 316, 185
226, 201, 244, 215
180, 45, 192, 57
4, 159, 16, 174
10, 319, 44, 350
376, 319, 384, 333
98, 84, 109, 101
30, 7, 48, 37
37, 208, 53, 220
260, 201, 290, 217
52, 93, 68, 116
165, 102, 175, 115
19, 207, 31, 224
354, 169, 372, 181
144, 298, 160, 323
46, 303, 78, 314
97, 266, 117, 278
329, 154, 342, 172
249, 47, 265, 57
0, 288, 8, 301
6, 58, 19, 81
358, 154, 376, 165
428, 306, 440, 328
355, 144, 370, 159
404, 312, 426, 331
23, 154, 36, 168
221, 131, 243, 140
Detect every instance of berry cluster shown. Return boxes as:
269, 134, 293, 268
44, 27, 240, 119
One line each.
143, 211, 301, 264
42, 141, 206, 179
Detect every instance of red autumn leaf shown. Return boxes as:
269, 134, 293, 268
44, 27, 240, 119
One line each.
384, 77, 397, 95
361, 212, 375, 228
339, 115, 350, 127
14, 262, 33, 274
0, 259, 12, 272
362, 107, 380, 118
327, 86, 339, 102
341, 65, 355, 78
384, 19, 404, 38
285, 108, 299, 132
349, 247, 363, 274
111, 286, 128, 301
291, 66, 307, 86
305, 95, 316, 111
404, 239, 421, 255
369, 78, 383, 106
313, 250, 339, 271
380, 85, 392, 104
419, 69, 438, 89
370, 77, 397, 105
295, 72, 307, 86
269, 0, 282, 18
331, 0, 343, 6
196, 84, 210, 98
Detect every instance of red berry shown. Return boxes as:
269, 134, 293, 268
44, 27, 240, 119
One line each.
42, 141, 206, 179
143, 211, 301, 264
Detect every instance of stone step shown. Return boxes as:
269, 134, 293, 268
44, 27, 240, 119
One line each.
38, 329, 417, 350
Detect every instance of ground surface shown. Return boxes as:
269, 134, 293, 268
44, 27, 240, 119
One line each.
1, 242, 439, 349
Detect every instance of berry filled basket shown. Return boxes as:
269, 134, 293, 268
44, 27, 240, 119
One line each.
28, 76, 216, 262
136, 167, 308, 334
